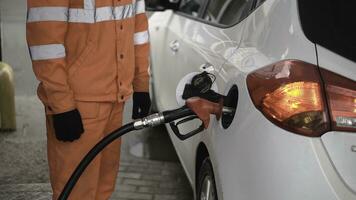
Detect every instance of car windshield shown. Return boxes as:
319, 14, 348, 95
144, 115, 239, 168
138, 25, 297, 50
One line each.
298, 0, 356, 62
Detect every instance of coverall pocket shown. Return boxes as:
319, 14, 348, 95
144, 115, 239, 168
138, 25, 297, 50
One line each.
44, 101, 99, 119
76, 101, 99, 119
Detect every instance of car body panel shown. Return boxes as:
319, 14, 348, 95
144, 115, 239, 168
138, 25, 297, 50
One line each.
149, 10, 181, 111
316, 45, 356, 82
211, 82, 338, 199
150, 7, 246, 188
209, 0, 324, 198
149, 0, 356, 199
170, 11, 247, 190
322, 132, 356, 194
316, 45, 356, 194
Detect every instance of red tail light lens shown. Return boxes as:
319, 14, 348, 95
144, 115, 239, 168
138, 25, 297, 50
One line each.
262, 82, 323, 121
247, 60, 330, 137
320, 69, 356, 132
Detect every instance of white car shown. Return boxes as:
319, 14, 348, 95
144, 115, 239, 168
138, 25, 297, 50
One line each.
148, 0, 356, 199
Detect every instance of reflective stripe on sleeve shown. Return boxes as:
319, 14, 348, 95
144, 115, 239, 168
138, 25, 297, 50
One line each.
135, 0, 146, 15
29, 44, 66, 61
134, 30, 149, 45
27, 7, 68, 22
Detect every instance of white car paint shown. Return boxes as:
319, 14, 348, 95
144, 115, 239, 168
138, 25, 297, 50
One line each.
149, 0, 356, 199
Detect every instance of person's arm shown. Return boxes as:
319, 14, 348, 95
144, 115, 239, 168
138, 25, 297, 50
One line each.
27, 0, 83, 142
132, 0, 151, 119
133, 0, 150, 92
27, 0, 75, 114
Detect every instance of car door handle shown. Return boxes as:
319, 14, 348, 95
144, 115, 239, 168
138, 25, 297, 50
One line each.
169, 40, 180, 52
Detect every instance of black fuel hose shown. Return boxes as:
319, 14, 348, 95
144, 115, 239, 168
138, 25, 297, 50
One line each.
58, 106, 194, 200
58, 122, 135, 200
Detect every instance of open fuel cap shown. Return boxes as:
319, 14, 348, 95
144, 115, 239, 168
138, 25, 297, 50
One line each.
176, 72, 218, 106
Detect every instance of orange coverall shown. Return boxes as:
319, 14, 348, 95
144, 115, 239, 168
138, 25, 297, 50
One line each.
26, 0, 150, 199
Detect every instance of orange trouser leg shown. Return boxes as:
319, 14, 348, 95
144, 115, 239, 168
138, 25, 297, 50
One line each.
46, 102, 123, 200
95, 103, 124, 200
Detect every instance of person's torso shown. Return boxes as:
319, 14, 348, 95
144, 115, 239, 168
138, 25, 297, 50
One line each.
63, 0, 141, 102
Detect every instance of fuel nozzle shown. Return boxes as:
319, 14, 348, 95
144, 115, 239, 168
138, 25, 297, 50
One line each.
134, 71, 234, 139
185, 97, 223, 128
167, 97, 234, 140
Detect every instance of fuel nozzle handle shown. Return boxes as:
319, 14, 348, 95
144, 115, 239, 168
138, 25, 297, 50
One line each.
133, 106, 194, 130
163, 97, 227, 128
162, 106, 195, 123
133, 97, 234, 140
163, 106, 204, 140
165, 98, 227, 140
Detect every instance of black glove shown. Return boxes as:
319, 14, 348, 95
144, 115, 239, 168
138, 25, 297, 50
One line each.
52, 109, 84, 142
132, 92, 151, 119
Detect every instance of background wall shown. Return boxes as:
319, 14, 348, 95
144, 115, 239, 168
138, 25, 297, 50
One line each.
0, 0, 37, 96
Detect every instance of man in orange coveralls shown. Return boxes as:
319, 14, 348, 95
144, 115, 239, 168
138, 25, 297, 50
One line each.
26, 0, 151, 199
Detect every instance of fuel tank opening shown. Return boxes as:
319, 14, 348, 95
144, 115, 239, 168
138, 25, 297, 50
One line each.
222, 85, 238, 129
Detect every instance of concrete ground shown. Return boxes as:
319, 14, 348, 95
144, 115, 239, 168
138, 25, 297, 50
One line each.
0, 0, 193, 199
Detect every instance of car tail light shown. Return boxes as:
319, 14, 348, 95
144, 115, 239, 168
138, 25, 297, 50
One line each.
247, 60, 330, 137
320, 69, 356, 132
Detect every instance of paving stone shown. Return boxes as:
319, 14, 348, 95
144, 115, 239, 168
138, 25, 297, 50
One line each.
118, 172, 142, 179
161, 169, 178, 176
137, 186, 175, 195
159, 182, 186, 189
0, 191, 51, 200
112, 191, 153, 200
0, 183, 51, 193
115, 184, 137, 193
123, 179, 160, 187
153, 194, 177, 200
119, 166, 128, 172
141, 174, 168, 182
125, 166, 163, 175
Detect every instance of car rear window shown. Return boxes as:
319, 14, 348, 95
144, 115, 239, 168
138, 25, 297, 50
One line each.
298, 0, 356, 63
204, 0, 254, 26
